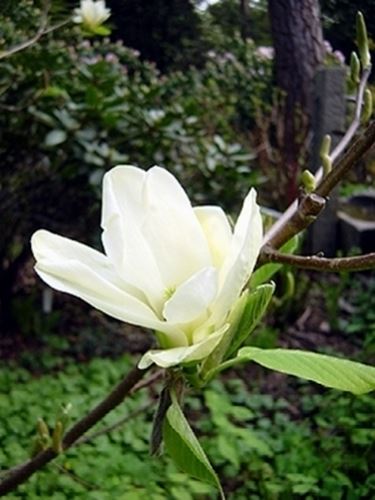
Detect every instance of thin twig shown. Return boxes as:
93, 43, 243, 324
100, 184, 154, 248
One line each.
52, 463, 98, 490
0, 364, 149, 496
75, 403, 151, 446
0, 4, 71, 61
315, 120, 375, 197
0, 1, 50, 60
264, 66, 372, 246
264, 120, 375, 250
260, 247, 375, 272
130, 369, 164, 394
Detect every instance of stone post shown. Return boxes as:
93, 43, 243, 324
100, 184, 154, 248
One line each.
307, 66, 346, 256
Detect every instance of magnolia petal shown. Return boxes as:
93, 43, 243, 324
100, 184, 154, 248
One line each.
141, 167, 211, 287
194, 206, 232, 268
211, 189, 263, 324
163, 267, 218, 323
31, 230, 184, 342
101, 165, 144, 267
101, 166, 165, 313
138, 325, 229, 369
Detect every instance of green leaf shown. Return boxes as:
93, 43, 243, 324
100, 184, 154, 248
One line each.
92, 25, 111, 36
163, 397, 225, 499
237, 347, 375, 394
202, 284, 274, 377
250, 236, 299, 288
44, 129, 67, 147
40, 86, 68, 98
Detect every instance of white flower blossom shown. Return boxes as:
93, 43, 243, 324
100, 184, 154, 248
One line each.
31, 166, 262, 369
73, 0, 111, 30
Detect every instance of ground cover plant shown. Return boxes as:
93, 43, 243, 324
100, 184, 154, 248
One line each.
1, 294, 374, 499
0, 1, 374, 498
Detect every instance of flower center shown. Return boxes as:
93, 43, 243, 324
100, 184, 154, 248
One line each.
164, 285, 176, 301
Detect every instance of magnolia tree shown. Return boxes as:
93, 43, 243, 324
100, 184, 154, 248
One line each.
0, 3, 374, 497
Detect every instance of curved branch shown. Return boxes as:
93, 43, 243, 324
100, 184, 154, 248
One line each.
0, 1, 50, 60
315, 120, 375, 197
0, 3, 71, 61
0, 364, 149, 496
264, 66, 373, 246
264, 119, 375, 250
260, 246, 375, 272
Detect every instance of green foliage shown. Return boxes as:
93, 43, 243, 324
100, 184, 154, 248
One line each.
0, 356, 215, 499
204, 0, 271, 47
237, 346, 375, 394
1, 354, 375, 498
342, 276, 375, 357
320, 272, 375, 349
164, 392, 224, 496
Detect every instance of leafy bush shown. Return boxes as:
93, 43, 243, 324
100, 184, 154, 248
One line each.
0, 3, 273, 332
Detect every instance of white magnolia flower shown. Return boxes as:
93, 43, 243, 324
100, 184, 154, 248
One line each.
73, 0, 111, 30
31, 166, 262, 369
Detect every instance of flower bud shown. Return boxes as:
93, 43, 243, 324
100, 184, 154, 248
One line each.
362, 89, 373, 124
52, 421, 64, 454
356, 12, 371, 69
73, 0, 111, 34
301, 170, 316, 193
350, 52, 360, 85
37, 418, 50, 448
320, 135, 332, 177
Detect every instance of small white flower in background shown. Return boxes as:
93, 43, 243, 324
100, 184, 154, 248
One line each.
31, 166, 262, 369
73, 0, 111, 31
256, 46, 274, 60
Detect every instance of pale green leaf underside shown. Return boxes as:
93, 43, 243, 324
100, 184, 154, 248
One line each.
202, 284, 274, 376
163, 398, 225, 498
227, 283, 275, 358
238, 347, 375, 394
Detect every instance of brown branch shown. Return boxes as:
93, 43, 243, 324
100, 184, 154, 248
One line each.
260, 246, 375, 272
0, 4, 71, 61
264, 66, 372, 246
315, 120, 375, 197
0, 364, 149, 496
265, 120, 375, 250
130, 369, 163, 394
0, 1, 50, 61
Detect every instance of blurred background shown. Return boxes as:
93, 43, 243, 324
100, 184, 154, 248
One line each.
0, 1, 374, 498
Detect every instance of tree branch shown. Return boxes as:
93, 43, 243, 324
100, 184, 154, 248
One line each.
75, 403, 151, 447
74, 370, 164, 447
0, 1, 50, 61
315, 120, 375, 197
264, 120, 375, 250
0, 3, 71, 61
260, 246, 375, 272
264, 65, 372, 246
0, 364, 149, 496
